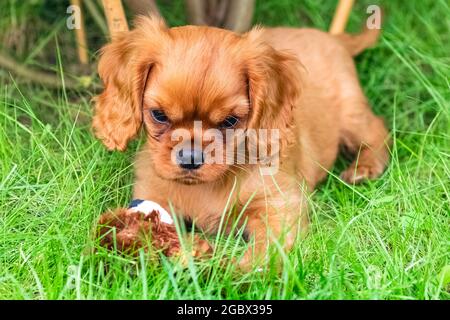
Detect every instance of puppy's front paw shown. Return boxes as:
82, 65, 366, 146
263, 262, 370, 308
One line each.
340, 163, 384, 184
191, 234, 213, 257
236, 247, 269, 273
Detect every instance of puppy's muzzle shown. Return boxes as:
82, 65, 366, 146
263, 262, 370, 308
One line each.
176, 146, 204, 170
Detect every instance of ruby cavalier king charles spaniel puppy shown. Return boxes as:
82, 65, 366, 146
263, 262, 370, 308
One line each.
93, 16, 390, 270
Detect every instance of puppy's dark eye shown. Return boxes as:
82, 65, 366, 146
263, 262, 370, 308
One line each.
219, 116, 239, 129
150, 109, 169, 124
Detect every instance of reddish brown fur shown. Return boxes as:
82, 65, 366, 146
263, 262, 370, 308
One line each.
93, 16, 390, 270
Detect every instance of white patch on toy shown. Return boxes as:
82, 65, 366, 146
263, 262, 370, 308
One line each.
129, 200, 173, 225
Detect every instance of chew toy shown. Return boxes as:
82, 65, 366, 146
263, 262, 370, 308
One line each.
96, 200, 211, 258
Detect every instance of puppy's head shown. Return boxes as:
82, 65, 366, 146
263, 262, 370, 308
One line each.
93, 16, 301, 185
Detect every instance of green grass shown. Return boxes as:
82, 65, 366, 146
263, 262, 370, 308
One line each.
0, 0, 449, 299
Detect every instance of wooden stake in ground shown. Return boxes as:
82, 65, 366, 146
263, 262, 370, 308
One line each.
101, 0, 129, 39
124, 0, 161, 17
330, 0, 355, 34
185, 0, 255, 33
223, 0, 255, 33
70, 0, 89, 65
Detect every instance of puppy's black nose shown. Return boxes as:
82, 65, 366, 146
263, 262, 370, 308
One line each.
176, 147, 204, 170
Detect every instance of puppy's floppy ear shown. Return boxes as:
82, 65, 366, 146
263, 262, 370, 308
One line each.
242, 27, 303, 153
93, 16, 167, 151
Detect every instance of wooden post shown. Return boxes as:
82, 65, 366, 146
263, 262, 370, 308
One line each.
124, 0, 161, 17
185, 0, 255, 32
70, 0, 89, 65
223, 0, 255, 33
329, 0, 355, 34
101, 0, 129, 39
185, 0, 207, 25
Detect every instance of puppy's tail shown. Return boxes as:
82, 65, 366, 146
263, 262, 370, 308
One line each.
335, 27, 381, 57
334, 10, 383, 57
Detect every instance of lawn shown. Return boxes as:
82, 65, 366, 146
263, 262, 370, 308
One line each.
0, 0, 449, 299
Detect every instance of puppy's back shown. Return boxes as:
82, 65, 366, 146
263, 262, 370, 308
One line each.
262, 27, 380, 60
